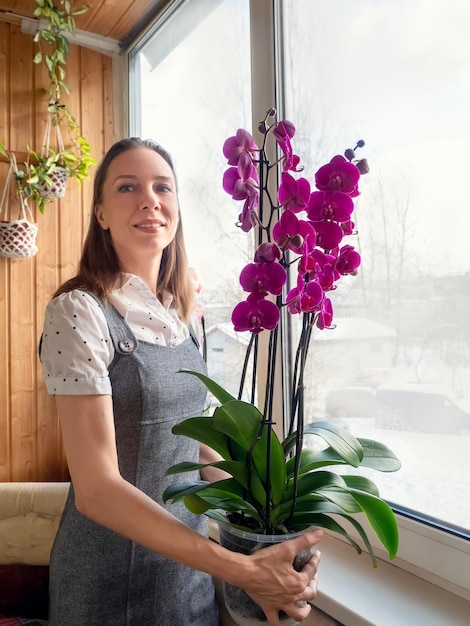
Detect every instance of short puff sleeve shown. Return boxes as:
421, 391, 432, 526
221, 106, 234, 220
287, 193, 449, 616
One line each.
40, 291, 114, 395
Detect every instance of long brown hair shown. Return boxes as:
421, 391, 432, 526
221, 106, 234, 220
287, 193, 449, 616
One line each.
53, 138, 195, 323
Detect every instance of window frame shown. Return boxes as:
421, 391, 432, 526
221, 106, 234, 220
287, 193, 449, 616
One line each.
126, 0, 470, 607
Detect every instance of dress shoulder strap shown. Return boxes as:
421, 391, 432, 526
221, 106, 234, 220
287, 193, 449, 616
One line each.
85, 292, 138, 355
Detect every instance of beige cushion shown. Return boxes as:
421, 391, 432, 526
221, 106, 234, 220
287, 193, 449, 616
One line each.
0, 482, 69, 565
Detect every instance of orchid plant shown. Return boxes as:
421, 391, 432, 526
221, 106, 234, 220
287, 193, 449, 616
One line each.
164, 109, 401, 566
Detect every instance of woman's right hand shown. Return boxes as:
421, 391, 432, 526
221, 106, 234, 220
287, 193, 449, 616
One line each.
239, 528, 323, 625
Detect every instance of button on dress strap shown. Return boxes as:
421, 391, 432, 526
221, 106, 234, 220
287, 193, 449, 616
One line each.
118, 338, 135, 353
85, 291, 137, 355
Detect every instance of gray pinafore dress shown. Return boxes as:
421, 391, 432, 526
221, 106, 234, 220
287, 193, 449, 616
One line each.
48, 300, 219, 626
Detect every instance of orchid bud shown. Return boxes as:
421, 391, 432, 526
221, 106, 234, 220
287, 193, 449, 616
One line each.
354, 139, 365, 149
356, 158, 369, 175
344, 148, 355, 161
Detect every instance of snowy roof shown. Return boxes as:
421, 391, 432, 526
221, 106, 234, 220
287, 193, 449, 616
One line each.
205, 323, 251, 346
312, 317, 396, 341
206, 318, 396, 345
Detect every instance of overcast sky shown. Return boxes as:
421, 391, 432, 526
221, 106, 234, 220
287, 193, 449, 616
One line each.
136, 0, 470, 284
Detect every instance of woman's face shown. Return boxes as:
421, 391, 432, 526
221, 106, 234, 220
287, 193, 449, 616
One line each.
96, 147, 180, 263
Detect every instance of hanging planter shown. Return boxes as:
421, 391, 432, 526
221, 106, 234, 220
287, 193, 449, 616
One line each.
35, 163, 68, 200
35, 111, 68, 200
19, 103, 96, 214
0, 154, 38, 259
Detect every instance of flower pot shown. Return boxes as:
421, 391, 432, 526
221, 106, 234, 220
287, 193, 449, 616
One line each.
0, 155, 39, 259
217, 521, 314, 626
0, 218, 39, 259
36, 165, 68, 199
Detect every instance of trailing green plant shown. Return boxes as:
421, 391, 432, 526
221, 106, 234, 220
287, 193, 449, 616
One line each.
17, 102, 96, 213
33, 0, 88, 101
14, 1, 97, 213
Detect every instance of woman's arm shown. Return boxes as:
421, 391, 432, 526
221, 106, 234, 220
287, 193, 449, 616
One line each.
55, 394, 322, 625
199, 443, 231, 482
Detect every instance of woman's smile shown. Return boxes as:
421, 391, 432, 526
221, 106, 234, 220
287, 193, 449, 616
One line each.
134, 218, 166, 233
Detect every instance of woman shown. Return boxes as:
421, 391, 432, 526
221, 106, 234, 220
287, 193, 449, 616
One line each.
40, 138, 322, 626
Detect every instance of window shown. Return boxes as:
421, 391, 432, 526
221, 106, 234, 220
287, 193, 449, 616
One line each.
128, 0, 470, 606
129, 0, 252, 398
282, 0, 470, 535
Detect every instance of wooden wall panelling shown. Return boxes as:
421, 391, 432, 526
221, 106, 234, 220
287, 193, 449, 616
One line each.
0, 20, 117, 481
9, 24, 36, 480
79, 46, 104, 214
33, 41, 63, 481
0, 21, 11, 481
55, 44, 83, 288
102, 53, 117, 149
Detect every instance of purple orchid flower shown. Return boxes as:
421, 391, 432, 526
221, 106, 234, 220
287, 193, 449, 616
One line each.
310, 219, 344, 251
232, 293, 280, 333
222, 118, 366, 336
254, 242, 282, 263
307, 190, 354, 223
315, 155, 360, 196
238, 191, 260, 233
278, 172, 311, 213
239, 261, 287, 297
223, 152, 259, 201
286, 274, 323, 315
273, 210, 316, 254
316, 297, 333, 330
223, 128, 259, 166
273, 120, 301, 172
335, 244, 361, 275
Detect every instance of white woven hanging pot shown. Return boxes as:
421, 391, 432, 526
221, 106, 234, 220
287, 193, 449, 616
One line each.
37, 110, 68, 200
0, 154, 39, 259
36, 164, 68, 199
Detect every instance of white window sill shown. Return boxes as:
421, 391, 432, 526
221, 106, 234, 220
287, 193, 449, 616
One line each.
210, 519, 470, 626
314, 533, 470, 626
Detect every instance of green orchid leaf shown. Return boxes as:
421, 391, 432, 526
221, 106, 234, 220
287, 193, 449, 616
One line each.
357, 438, 401, 472
165, 460, 249, 487
213, 400, 263, 446
190, 489, 263, 521
284, 470, 346, 502
162, 480, 209, 503
336, 512, 379, 567
341, 474, 381, 497
213, 400, 286, 505
172, 417, 231, 459
178, 369, 237, 405
252, 426, 286, 505
248, 466, 273, 508
303, 421, 364, 466
163, 478, 247, 505
272, 493, 344, 526
316, 486, 363, 513
285, 512, 364, 555
183, 492, 213, 515
285, 448, 349, 477
348, 490, 399, 559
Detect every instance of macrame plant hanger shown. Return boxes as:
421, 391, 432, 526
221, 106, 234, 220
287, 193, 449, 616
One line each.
0, 153, 39, 259
37, 107, 68, 200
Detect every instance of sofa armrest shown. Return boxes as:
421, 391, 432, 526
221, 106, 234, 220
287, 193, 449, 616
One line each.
0, 482, 69, 566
